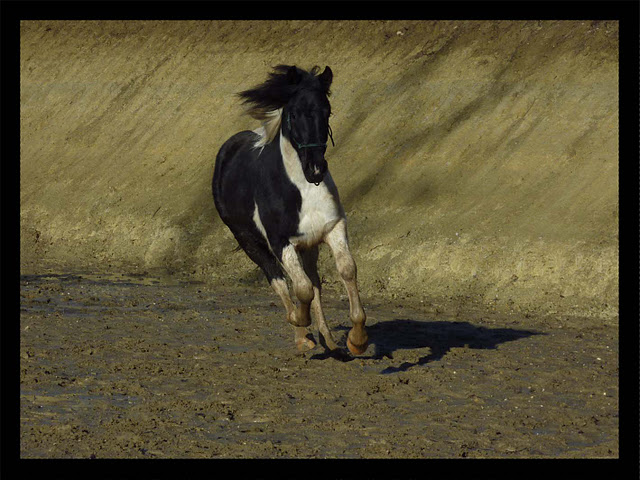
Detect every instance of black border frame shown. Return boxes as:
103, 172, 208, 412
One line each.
2, 1, 638, 478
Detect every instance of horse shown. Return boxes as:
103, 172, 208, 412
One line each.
212, 65, 368, 355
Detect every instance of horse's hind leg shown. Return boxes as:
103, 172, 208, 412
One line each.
301, 246, 340, 351
324, 219, 368, 355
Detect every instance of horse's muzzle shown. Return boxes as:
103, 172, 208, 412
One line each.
304, 158, 328, 185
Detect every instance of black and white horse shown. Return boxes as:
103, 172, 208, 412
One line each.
212, 65, 368, 355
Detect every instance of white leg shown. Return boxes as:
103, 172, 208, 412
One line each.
279, 244, 316, 351
270, 276, 316, 351
324, 219, 368, 354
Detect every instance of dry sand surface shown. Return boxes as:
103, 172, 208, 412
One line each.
20, 20, 619, 458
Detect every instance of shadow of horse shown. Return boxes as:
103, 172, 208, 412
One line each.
312, 318, 542, 374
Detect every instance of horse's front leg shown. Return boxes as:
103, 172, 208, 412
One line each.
279, 243, 316, 351
324, 219, 368, 355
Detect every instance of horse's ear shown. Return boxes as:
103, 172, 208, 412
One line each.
319, 66, 333, 93
287, 66, 301, 85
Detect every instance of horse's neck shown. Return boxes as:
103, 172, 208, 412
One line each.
279, 130, 345, 219
279, 132, 307, 187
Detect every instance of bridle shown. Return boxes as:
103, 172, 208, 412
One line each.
286, 112, 335, 150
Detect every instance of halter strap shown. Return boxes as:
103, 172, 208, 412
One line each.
287, 112, 335, 149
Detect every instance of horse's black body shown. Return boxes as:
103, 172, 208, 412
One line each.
213, 129, 301, 282
212, 65, 368, 355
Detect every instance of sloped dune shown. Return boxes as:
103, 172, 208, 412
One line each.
20, 20, 618, 319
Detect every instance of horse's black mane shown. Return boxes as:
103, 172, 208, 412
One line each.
238, 65, 330, 120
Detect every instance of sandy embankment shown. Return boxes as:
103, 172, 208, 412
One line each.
20, 20, 618, 320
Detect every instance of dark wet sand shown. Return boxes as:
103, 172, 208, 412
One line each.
20, 272, 618, 458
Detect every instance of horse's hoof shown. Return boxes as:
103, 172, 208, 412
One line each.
347, 336, 368, 355
296, 336, 316, 352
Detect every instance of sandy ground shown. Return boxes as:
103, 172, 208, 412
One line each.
20, 271, 617, 458
19, 20, 619, 459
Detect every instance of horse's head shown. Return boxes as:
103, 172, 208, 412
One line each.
282, 66, 333, 185
238, 64, 335, 185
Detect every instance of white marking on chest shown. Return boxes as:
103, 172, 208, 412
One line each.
280, 135, 343, 248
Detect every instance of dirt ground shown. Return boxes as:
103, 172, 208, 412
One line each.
20, 270, 618, 458
19, 20, 619, 459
